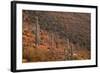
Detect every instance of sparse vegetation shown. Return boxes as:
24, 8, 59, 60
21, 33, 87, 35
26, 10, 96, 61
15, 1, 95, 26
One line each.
22, 10, 91, 63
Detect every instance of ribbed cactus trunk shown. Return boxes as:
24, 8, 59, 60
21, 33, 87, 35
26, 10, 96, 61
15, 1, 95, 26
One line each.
64, 23, 73, 60
70, 43, 73, 60
35, 16, 40, 48
66, 39, 70, 60
66, 38, 73, 60
50, 32, 54, 49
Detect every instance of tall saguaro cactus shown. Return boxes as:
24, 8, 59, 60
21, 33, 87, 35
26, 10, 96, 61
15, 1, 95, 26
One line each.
49, 31, 54, 49
35, 16, 40, 48
64, 23, 73, 60
66, 39, 70, 60
66, 36, 74, 60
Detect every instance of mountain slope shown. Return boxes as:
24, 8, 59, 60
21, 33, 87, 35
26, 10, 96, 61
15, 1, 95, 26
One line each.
22, 10, 91, 63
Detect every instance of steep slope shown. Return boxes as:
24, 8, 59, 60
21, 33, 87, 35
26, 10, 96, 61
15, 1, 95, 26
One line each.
22, 10, 91, 63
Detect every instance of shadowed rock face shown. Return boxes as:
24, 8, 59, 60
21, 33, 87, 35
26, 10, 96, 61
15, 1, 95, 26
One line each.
22, 10, 91, 63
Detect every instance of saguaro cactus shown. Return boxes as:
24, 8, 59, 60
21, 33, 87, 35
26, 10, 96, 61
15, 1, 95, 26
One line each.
64, 23, 73, 60
49, 31, 54, 49
35, 16, 40, 48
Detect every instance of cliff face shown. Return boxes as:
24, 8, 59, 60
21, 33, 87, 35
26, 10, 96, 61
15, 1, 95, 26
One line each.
22, 10, 91, 63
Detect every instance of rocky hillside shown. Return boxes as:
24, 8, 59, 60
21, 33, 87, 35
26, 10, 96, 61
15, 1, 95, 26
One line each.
22, 10, 91, 63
